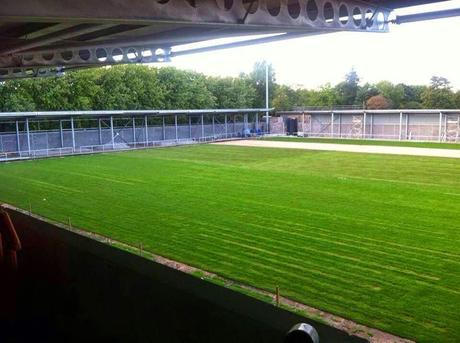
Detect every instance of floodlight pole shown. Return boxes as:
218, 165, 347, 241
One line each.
265, 63, 269, 134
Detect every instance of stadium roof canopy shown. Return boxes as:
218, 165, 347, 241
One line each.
0, 0, 452, 79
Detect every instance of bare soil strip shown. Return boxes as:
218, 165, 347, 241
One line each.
214, 139, 460, 158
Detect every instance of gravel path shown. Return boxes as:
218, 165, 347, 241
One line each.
215, 139, 460, 159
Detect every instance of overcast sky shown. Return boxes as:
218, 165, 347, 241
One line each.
167, 1, 460, 90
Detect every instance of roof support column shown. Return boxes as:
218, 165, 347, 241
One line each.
405, 113, 409, 140
201, 114, 205, 139
60, 120, 64, 148
110, 116, 115, 149
162, 116, 166, 140
98, 118, 102, 145
175, 115, 178, 141
370, 114, 374, 139
132, 117, 136, 145
225, 114, 228, 138
331, 112, 334, 138
144, 115, 149, 145
71, 116, 76, 152
25, 118, 31, 155
189, 116, 192, 138
439, 112, 443, 142
256, 113, 259, 134
212, 115, 215, 137
15, 120, 20, 153
338, 114, 342, 138
363, 111, 367, 139
399, 112, 403, 141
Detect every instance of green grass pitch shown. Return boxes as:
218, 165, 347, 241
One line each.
0, 145, 459, 342
262, 136, 460, 149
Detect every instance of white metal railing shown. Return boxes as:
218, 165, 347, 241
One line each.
0, 132, 248, 162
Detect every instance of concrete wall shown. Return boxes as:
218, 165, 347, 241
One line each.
0, 206, 367, 343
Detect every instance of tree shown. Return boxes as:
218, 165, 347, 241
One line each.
206, 76, 256, 108
375, 81, 404, 108
421, 76, 455, 109
335, 68, 360, 105
366, 95, 392, 109
247, 61, 275, 108
272, 85, 298, 110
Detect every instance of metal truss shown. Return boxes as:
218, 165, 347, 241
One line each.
0, 0, 392, 79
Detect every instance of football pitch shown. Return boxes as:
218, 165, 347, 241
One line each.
0, 144, 459, 342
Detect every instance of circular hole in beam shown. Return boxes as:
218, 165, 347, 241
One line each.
112, 48, 124, 62
78, 49, 91, 61
339, 4, 349, 25
60, 51, 73, 61
96, 48, 108, 62
323, 2, 334, 23
266, 0, 280, 16
352, 7, 362, 27
127, 48, 140, 62
376, 11, 386, 30
287, 0, 300, 18
365, 9, 374, 28
306, 0, 318, 21
41, 53, 54, 61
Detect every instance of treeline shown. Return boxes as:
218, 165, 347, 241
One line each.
273, 70, 460, 110
1, 63, 459, 112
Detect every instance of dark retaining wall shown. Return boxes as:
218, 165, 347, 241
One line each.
0, 206, 367, 343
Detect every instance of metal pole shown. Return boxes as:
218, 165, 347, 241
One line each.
15, 120, 20, 153
189, 116, 192, 138
338, 114, 342, 138
25, 118, 31, 155
244, 113, 248, 134
144, 115, 149, 145
265, 63, 269, 133
162, 116, 166, 140
256, 113, 259, 134
212, 115, 215, 137
399, 112, 403, 141
70, 116, 76, 152
59, 120, 64, 148
98, 118, 102, 145
331, 112, 334, 137
370, 114, 374, 138
363, 111, 367, 139
225, 114, 228, 138
201, 114, 205, 138
405, 113, 409, 140
438, 112, 443, 142
110, 116, 115, 149
302, 112, 305, 136
132, 116, 136, 144
175, 115, 178, 141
